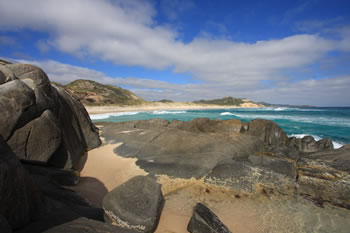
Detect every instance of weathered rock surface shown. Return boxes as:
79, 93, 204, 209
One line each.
103, 176, 164, 233
44, 217, 140, 233
0, 61, 101, 169
98, 118, 350, 209
187, 203, 231, 233
0, 60, 102, 232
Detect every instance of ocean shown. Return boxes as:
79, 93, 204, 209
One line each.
91, 107, 350, 149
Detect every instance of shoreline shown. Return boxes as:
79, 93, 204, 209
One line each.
85, 103, 263, 114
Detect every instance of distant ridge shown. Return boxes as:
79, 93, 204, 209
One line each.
193, 96, 262, 107
63, 79, 146, 106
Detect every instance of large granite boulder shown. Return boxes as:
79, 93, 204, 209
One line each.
287, 135, 334, 153
0, 61, 101, 169
187, 203, 231, 233
0, 137, 46, 230
103, 176, 164, 233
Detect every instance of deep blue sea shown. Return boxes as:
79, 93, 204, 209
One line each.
91, 107, 350, 148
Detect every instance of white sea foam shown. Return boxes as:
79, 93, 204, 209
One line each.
152, 110, 187, 115
275, 107, 287, 111
289, 134, 343, 149
232, 113, 350, 127
220, 112, 235, 116
90, 112, 140, 120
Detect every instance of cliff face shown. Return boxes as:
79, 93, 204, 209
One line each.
0, 61, 102, 231
64, 79, 146, 106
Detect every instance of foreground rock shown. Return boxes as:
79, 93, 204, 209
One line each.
103, 176, 164, 233
44, 217, 140, 233
0, 60, 102, 232
0, 137, 46, 230
187, 203, 231, 233
0, 62, 101, 169
98, 118, 350, 209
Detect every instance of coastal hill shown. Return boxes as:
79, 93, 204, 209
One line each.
59, 79, 263, 108
194, 96, 262, 107
63, 79, 146, 106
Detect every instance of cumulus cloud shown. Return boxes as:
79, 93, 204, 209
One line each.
0, 0, 349, 106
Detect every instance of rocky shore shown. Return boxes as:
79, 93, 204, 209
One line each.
1, 60, 350, 233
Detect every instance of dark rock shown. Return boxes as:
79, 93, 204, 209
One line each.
187, 203, 231, 233
0, 137, 46, 230
55, 86, 101, 151
0, 80, 35, 140
246, 119, 288, 146
287, 136, 334, 153
7, 110, 62, 164
0, 70, 6, 84
103, 176, 164, 233
43, 217, 140, 233
0, 215, 12, 233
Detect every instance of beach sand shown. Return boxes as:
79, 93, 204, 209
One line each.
85, 102, 262, 114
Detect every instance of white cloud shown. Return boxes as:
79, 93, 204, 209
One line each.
6, 58, 349, 106
0, 0, 349, 106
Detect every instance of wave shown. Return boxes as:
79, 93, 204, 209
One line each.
90, 112, 140, 120
220, 112, 235, 116
275, 107, 287, 111
152, 110, 187, 115
289, 134, 343, 149
232, 113, 350, 127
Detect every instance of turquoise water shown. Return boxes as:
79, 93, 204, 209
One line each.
91, 107, 350, 148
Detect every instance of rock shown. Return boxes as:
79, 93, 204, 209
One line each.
0, 65, 16, 82
187, 203, 231, 233
287, 136, 334, 153
0, 215, 12, 233
44, 217, 140, 233
205, 156, 296, 195
55, 86, 101, 150
7, 110, 62, 164
295, 145, 350, 209
103, 176, 164, 233
0, 70, 6, 84
246, 119, 288, 146
0, 80, 35, 140
0, 137, 46, 230
169, 118, 242, 133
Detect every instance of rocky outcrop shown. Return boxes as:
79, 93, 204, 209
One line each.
103, 176, 164, 233
187, 203, 231, 233
0, 61, 101, 169
0, 60, 101, 232
98, 118, 350, 210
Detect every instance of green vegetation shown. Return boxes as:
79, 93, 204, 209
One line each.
193, 96, 245, 106
156, 99, 174, 103
64, 79, 146, 106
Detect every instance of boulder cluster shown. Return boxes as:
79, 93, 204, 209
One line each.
0, 60, 226, 233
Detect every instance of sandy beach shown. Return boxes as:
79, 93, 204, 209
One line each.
85, 102, 263, 114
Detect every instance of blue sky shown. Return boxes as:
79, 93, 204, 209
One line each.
1, 0, 350, 106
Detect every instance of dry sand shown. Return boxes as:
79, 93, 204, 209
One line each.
85, 102, 263, 114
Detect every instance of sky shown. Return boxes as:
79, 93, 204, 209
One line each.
1, 0, 350, 106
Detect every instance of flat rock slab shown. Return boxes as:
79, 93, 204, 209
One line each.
187, 203, 231, 233
103, 176, 164, 233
